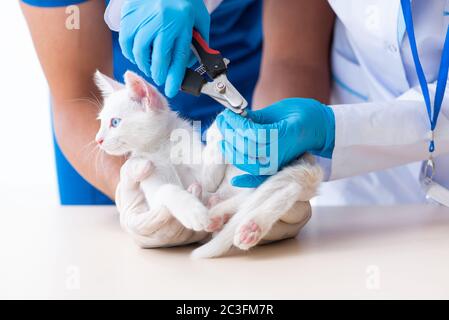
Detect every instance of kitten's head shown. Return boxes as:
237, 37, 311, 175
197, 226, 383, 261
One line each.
94, 70, 169, 156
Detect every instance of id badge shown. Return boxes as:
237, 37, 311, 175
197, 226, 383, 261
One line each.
421, 159, 449, 207
423, 179, 449, 207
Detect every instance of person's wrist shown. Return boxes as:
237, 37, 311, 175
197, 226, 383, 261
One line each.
309, 104, 335, 159
318, 104, 335, 158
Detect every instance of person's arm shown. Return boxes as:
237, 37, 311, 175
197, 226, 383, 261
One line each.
328, 83, 449, 180
21, 1, 122, 199
253, 0, 335, 109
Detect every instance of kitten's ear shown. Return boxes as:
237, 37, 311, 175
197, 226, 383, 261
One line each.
124, 71, 166, 112
94, 70, 124, 97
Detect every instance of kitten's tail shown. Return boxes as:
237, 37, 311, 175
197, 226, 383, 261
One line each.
191, 214, 240, 259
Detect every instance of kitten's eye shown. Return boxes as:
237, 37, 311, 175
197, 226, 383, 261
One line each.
110, 118, 122, 128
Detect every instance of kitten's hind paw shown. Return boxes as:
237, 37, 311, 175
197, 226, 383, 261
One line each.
234, 220, 262, 250
180, 200, 210, 232
187, 182, 202, 199
206, 213, 231, 233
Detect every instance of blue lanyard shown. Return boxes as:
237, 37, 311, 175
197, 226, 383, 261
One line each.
401, 0, 449, 153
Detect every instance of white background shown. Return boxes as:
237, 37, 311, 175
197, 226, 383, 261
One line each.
0, 1, 58, 206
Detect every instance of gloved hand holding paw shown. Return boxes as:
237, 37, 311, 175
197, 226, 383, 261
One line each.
217, 98, 336, 188
116, 157, 207, 248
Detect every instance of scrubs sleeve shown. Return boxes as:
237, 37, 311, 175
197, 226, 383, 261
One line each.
21, 0, 88, 7
327, 82, 449, 180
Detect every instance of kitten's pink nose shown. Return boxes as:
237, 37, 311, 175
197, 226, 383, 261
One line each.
97, 138, 104, 145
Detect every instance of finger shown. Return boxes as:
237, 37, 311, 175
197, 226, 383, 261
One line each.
223, 138, 276, 175
217, 112, 273, 148
248, 98, 315, 124
218, 110, 279, 141
246, 138, 270, 160
194, 1, 210, 42
132, 26, 156, 77
220, 140, 261, 175
218, 109, 264, 130
165, 29, 192, 98
216, 111, 258, 143
151, 31, 177, 86
245, 108, 280, 124
187, 51, 198, 68
118, 24, 136, 64
217, 118, 271, 161
226, 123, 270, 159
119, 1, 143, 64
231, 174, 269, 188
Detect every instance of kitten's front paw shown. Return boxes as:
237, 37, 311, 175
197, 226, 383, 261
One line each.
207, 195, 221, 209
185, 203, 210, 232
187, 182, 202, 199
234, 220, 263, 250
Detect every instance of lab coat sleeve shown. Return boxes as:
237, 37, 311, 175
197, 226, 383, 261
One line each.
327, 83, 449, 180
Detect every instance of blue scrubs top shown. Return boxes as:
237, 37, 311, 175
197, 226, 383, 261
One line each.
22, 0, 262, 205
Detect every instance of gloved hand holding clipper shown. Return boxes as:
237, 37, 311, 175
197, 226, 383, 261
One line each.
119, 0, 210, 98
217, 98, 336, 188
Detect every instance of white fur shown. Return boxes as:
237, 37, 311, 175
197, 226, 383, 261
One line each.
95, 71, 209, 231
94, 70, 323, 258
193, 159, 322, 258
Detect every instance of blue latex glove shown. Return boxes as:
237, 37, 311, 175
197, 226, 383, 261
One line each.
216, 98, 335, 188
119, 0, 210, 98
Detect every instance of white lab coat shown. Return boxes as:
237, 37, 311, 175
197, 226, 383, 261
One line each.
313, 0, 449, 205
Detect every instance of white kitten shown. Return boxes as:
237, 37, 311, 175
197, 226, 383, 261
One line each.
95, 70, 210, 232
94, 70, 323, 258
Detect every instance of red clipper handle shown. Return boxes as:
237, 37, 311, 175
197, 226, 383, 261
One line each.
191, 30, 227, 78
192, 30, 221, 55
